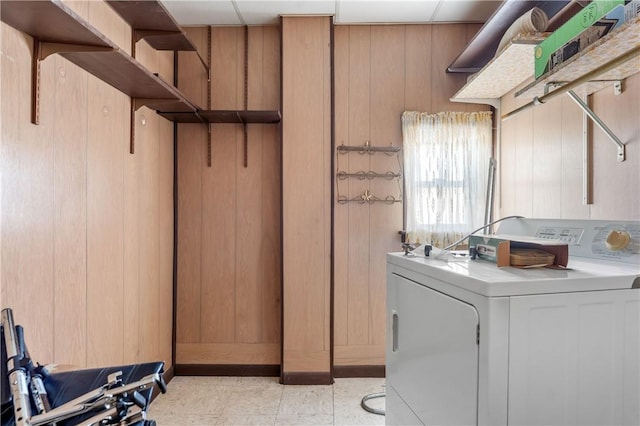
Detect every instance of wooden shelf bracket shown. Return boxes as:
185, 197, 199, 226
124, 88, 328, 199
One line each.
31, 39, 114, 125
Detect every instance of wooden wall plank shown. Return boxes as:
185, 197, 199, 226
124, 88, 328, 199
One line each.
513, 106, 534, 217
404, 25, 432, 112
200, 121, 238, 343
282, 16, 331, 373
175, 27, 206, 347
136, 112, 159, 363
53, 55, 88, 366
176, 125, 203, 346
1, 25, 55, 361
532, 98, 563, 218
431, 25, 468, 113
201, 27, 240, 343
499, 116, 517, 217
346, 25, 372, 346
123, 120, 141, 364
86, 78, 126, 367
333, 25, 350, 348
259, 26, 281, 345
236, 27, 263, 343
369, 25, 404, 347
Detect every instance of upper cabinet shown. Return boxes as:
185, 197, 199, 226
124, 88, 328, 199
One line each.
451, 16, 640, 105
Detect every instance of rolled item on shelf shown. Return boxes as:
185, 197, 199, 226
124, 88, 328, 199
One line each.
495, 7, 548, 55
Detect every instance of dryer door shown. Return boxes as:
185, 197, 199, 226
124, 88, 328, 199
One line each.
387, 273, 480, 425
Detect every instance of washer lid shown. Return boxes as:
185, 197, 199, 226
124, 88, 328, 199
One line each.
388, 252, 640, 297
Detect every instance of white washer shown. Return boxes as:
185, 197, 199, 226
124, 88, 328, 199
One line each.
386, 218, 640, 426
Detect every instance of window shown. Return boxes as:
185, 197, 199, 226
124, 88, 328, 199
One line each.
402, 111, 493, 248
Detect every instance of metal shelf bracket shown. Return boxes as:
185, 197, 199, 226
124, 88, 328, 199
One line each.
566, 90, 626, 162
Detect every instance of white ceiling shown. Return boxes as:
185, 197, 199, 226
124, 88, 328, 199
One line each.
161, 0, 503, 26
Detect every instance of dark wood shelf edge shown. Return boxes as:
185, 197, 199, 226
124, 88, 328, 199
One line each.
107, 0, 199, 53
159, 110, 282, 124
0, 0, 201, 118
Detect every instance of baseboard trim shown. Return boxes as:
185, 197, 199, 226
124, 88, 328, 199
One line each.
333, 365, 385, 378
163, 365, 175, 383
174, 364, 280, 377
281, 371, 333, 385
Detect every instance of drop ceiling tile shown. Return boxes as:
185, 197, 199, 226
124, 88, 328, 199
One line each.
162, 0, 241, 26
432, 0, 501, 23
335, 0, 439, 24
236, 0, 336, 25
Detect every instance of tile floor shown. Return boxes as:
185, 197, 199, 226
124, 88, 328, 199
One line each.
148, 376, 386, 426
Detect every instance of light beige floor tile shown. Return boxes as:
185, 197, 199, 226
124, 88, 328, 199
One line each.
222, 385, 284, 415
149, 376, 389, 425
151, 412, 219, 425
150, 383, 232, 415
333, 412, 385, 426
333, 378, 385, 416
216, 414, 278, 425
278, 385, 334, 415
274, 414, 334, 425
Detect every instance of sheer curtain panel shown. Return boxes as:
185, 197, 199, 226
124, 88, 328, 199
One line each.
402, 111, 493, 248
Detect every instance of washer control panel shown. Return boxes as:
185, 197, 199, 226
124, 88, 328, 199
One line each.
591, 223, 639, 260
535, 226, 584, 245
498, 218, 640, 264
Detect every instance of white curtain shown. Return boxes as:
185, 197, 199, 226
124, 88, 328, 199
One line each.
402, 111, 493, 248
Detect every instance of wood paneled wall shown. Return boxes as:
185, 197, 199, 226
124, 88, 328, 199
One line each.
281, 16, 332, 381
0, 0, 174, 369
175, 26, 282, 366
499, 73, 640, 220
333, 24, 487, 368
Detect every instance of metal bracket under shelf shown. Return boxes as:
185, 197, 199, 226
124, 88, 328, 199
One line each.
540, 81, 626, 161
566, 89, 625, 162
31, 39, 114, 124
502, 44, 636, 163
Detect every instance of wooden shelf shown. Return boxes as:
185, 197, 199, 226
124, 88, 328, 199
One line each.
159, 110, 282, 124
1, 0, 111, 47
516, 16, 640, 99
0, 0, 198, 116
201, 110, 282, 124
106, 0, 199, 52
451, 34, 546, 102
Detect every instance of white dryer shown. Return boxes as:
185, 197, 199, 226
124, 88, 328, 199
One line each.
386, 218, 640, 426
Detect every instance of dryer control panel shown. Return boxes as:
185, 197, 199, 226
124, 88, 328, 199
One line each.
498, 218, 640, 264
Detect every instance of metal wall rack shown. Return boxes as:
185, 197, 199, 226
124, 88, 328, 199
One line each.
336, 142, 403, 205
